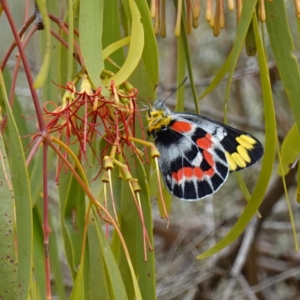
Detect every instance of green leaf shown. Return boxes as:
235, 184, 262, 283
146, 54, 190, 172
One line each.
102, 0, 144, 87
49, 213, 68, 300
179, 14, 199, 113
59, 173, 85, 279
69, 250, 85, 300
277, 123, 300, 176
0, 71, 33, 299
245, 19, 257, 56
79, 0, 105, 88
0, 132, 17, 298
29, 148, 43, 207
265, 0, 300, 132
198, 14, 276, 259
34, 0, 51, 88
103, 0, 124, 68
32, 205, 46, 299
102, 37, 131, 60
127, 0, 158, 99
176, 34, 187, 112
88, 219, 111, 300
90, 215, 129, 300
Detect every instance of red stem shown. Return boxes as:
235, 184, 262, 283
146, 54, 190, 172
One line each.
1, 0, 46, 133
0, 14, 35, 71
1, 25, 38, 134
1, 2, 51, 298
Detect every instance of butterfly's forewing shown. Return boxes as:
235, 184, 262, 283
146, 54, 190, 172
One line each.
180, 114, 264, 172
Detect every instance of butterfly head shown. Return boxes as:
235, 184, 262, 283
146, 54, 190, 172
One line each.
147, 100, 172, 134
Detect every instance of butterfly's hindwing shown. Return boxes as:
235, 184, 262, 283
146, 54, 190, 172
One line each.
155, 119, 229, 200
147, 100, 264, 201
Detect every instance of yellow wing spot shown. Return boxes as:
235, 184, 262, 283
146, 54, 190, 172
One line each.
225, 151, 237, 171
240, 134, 257, 145
236, 136, 254, 150
232, 152, 247, 168
237, 145, 251, 163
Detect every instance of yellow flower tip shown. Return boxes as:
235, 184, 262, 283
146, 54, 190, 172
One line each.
160, 26, 166, 38
228, 0, 234, 11
193, 6, 201, 20
80, 75, 93, 95
206, 0, 213, 21
186, 20, 192, 34
192, 18, 199, 29
295, 0, 300, 13
92, 97, 99, 111
213, 25, 221, 37
62, 89, 75, 105
218, 0, 225, 29
175, 27, 181, 37
120, 165, 132, 181
175, 0, 182, 37
259, 0, 266, 22
150, 0, 156, 18
150, 144, 160, 158
259, 12, 266, 22
131, 178, 141, 192
208, 17, 214, 28
154, 14, 160, 35
206, 9, 212, 22
123, 81, 134, 92
103, 156, 114, 170
236, 0, 242, 23
101, 171, 109, 183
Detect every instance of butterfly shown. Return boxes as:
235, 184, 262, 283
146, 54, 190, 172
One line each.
147, 100, 264, 201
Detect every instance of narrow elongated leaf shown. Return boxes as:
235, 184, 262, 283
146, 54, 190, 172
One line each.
102, 37, 131, 60
69, 251, 85, 300
102, 0, 144, 87
91, 214, 129, 300
34, 0, 51, 88
265, 0, 300, 132
134, 156, 156, 298
103, 0, 124, 67
198, 15, 276, 259
88, 219, 111, 300
0, 132, 17, 298
176, 35, 187, 112
126, 0, 159, 99
277, 123, 300, 176
0, 71, 32, 299
179, 16, 199, 113
80, 0, 104, 88
59, 173, 85, 279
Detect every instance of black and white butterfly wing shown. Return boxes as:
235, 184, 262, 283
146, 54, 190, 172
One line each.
154, 116, 229, 200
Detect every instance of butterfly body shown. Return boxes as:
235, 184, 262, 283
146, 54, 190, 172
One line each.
147, 100, 264, 201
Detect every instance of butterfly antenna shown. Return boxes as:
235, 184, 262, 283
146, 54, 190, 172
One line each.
162, 76, 188, 104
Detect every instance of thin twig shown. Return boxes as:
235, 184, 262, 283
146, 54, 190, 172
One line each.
251, 266, 300, 293
223, 218, 259, 300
